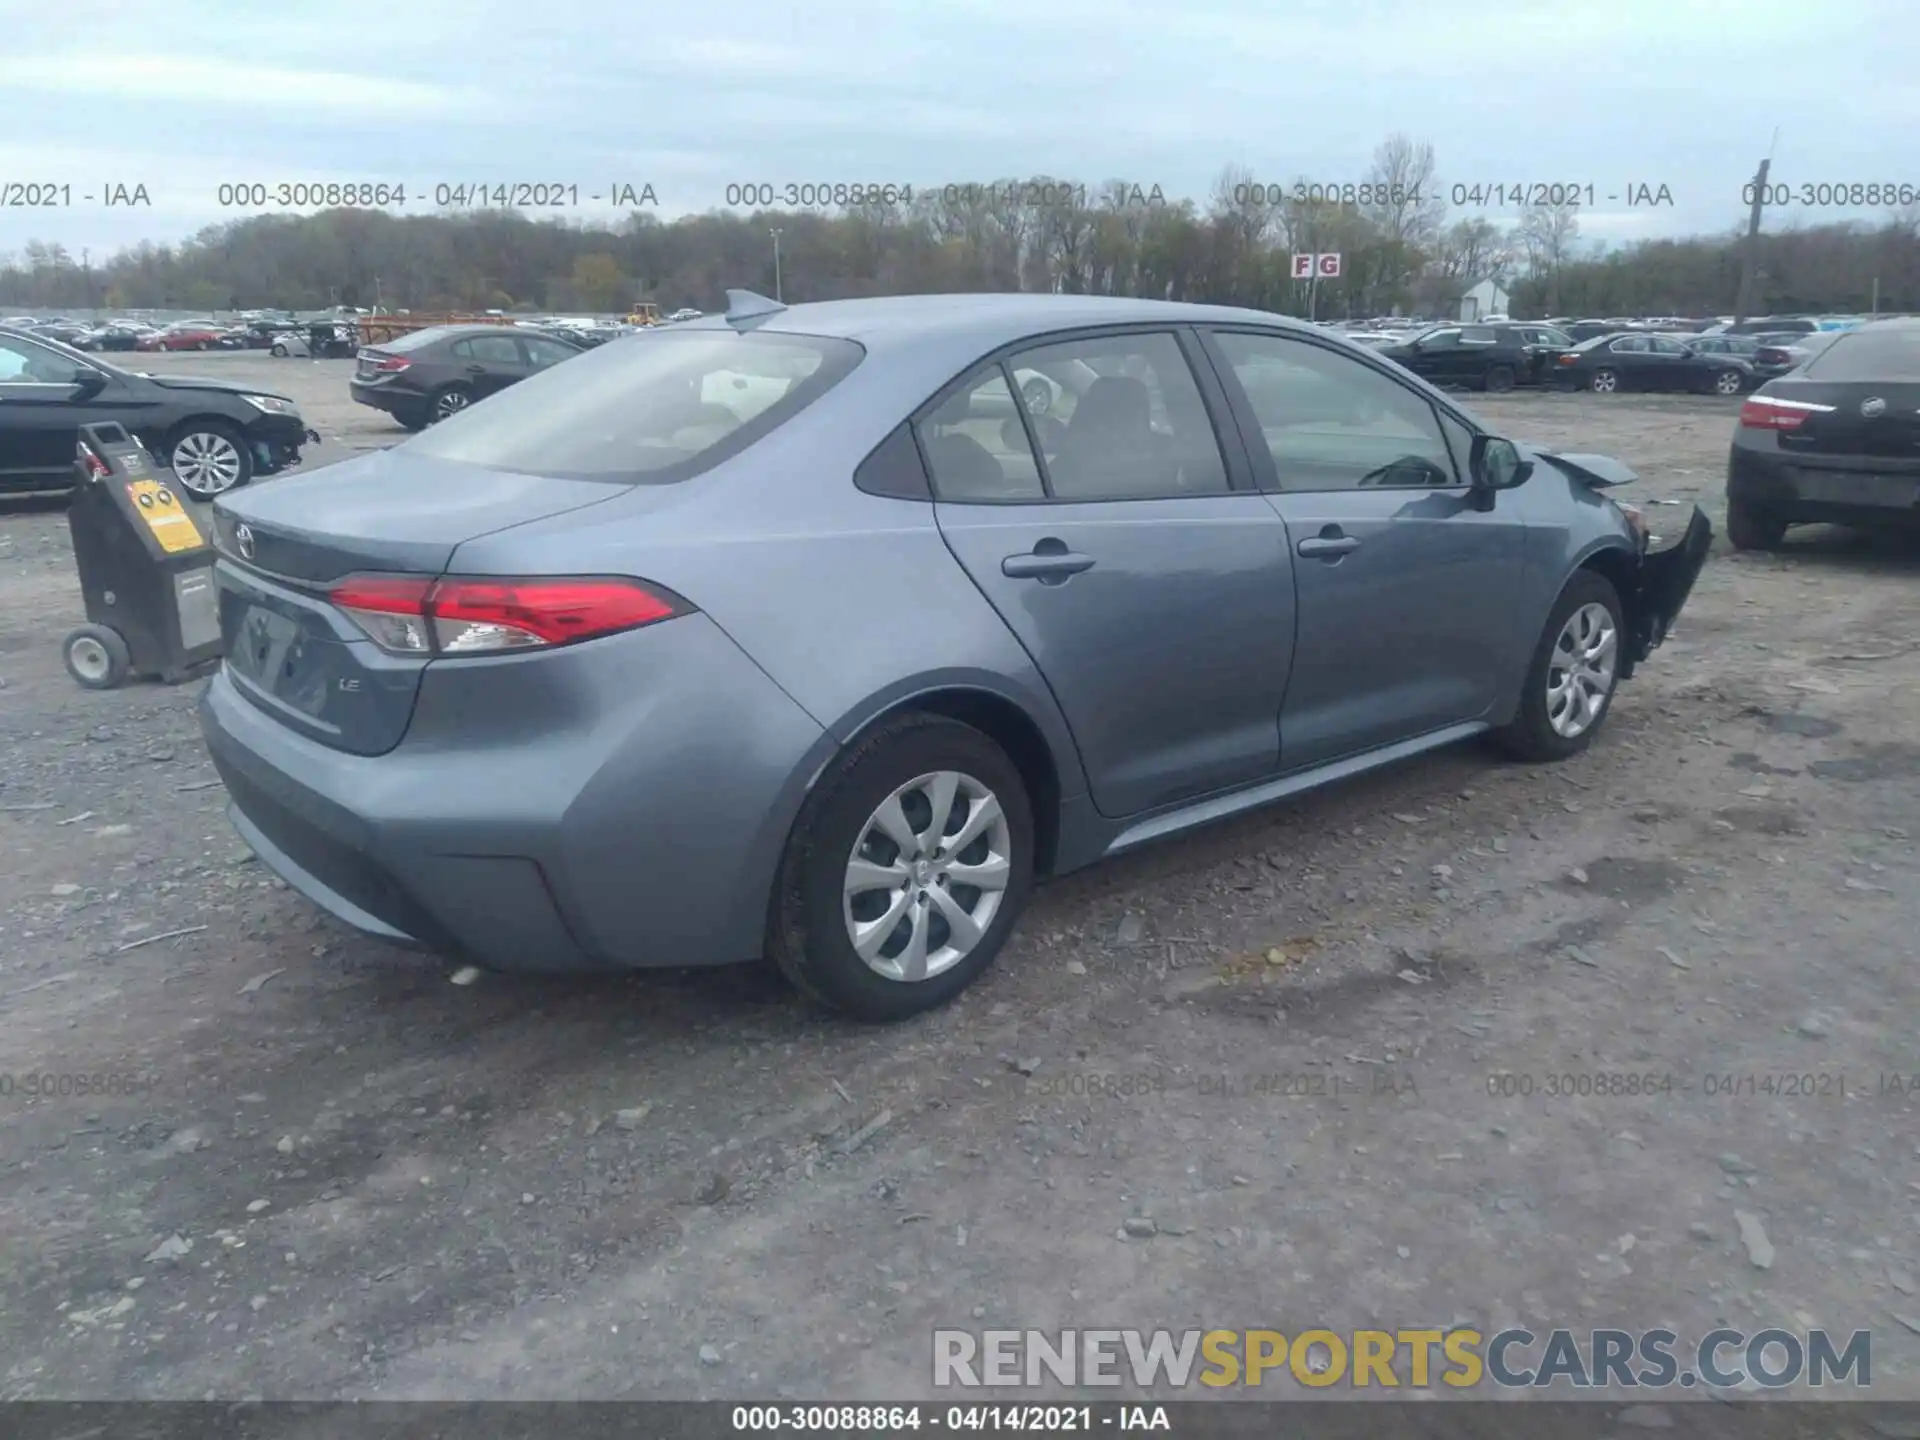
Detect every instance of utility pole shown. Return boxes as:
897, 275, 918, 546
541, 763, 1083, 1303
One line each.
769, 228, 784, 302
1732, 145, 1773, 324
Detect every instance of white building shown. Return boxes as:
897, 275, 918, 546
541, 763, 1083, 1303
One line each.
1458, 278, 1511, 322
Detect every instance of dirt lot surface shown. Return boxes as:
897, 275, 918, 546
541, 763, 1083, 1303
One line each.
1, 353, 1916, 1406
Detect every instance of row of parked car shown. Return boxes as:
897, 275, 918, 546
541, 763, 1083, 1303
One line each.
1330, 314, 1891, 396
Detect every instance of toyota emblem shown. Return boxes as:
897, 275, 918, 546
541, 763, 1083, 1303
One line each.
236, 524, 256, 560
1861, 397, 1888, 418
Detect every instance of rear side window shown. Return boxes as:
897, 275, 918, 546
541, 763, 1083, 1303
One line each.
403, 330, 863, 482
450, 334, 521, 364
1801, 328, 1920, 381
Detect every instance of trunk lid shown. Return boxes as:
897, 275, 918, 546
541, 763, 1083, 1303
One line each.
210, 450, 631, 755
1766, 379, 1920, 463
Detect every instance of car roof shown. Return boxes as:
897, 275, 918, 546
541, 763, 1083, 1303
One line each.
679, 292, 1319, 360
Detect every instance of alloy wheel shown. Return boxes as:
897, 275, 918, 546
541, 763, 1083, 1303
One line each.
433, 389, 470, 421
1715, 369, 1743, 395
170, 431, 244, 495
842, 770, 1012, 982
1546, 602, 1618, 738
1591, 369, 1618, 393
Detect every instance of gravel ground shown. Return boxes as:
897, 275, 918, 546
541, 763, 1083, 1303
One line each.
1, 353, 1916, 1404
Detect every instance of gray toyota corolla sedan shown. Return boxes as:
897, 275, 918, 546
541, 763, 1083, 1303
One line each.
199, 290, 1711, 1021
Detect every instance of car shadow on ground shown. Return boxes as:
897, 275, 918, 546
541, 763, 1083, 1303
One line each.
1764, 522, 1920, 576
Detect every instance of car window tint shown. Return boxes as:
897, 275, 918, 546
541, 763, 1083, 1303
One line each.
521, 337, 578, 368
918, 369, 1046, 501
1000, 332, 1228, 501
451, 334, 522, 364
1650, 338, 1689, 355
1610, 336, 1648, 353
1421, 329, 1461, 349
402, 330, 861, 483
1803, 327, 1920, 381
1461, 326, 1497, 345
1213, 331, 1457, 492
0, 333, 87, 383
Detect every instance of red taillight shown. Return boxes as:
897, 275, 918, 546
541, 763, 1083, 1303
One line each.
374, 355, 409, 372
1556, 353, 1577, 365
1738, 395, 1833, 432
329, 575, 681, 656
1756, 348, 1789, 365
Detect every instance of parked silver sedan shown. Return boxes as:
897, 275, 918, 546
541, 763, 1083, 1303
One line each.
199, 291, 1710, 1021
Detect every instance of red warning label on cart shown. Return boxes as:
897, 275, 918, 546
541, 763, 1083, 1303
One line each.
125, 480, 206, 554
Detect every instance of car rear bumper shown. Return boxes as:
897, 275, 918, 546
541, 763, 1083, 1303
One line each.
1728, 446, 1920, 526
198, 611, 832, 974
348, 380, 415, 415
1624, 505, 1712, 675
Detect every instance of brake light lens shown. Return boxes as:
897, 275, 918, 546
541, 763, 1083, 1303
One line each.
373, 354, 410, 372
1556, 353, 1577, 365
329, 575, 682, 656
1738, 395, 1834, 432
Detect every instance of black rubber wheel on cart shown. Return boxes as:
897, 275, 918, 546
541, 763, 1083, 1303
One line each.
64, 625, 132, 690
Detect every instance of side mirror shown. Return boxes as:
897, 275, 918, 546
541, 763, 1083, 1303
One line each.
69, 370, 108, 398
1469, 435, 1533, 492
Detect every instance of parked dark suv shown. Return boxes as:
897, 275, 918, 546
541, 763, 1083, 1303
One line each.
349, 324, 585, 430
1372, 323, 1534, 391
0, 325, 316, 496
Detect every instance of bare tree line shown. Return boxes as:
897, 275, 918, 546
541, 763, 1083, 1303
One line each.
5, 136, 1917, 318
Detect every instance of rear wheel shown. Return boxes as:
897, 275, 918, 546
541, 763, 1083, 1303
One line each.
1590, 367, 1620, 393
429, 384, 472, 423
395, 406, 430, 432
270, 343, 287, 357
63, 625, 131, 690
1712, 368, 1744, 395
1484, 364, 1516, 393
196, 340, 211, 351
768, 713, 1034, 1021
1494, 571, 1624, 762
167, 420, 253, 498
1726, 497, 1787, 551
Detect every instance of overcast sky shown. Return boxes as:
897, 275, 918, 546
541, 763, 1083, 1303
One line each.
2, 0, 1915, 261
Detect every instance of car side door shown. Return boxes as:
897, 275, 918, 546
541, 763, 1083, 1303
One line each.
1401, 328, 1461, 385
926, 327, 1297, 818
1599, 334, 1653, 388
448, 333, 525, 398
1198, 327, 1531, 770
0, 332, 129, 484
1646, 335, 1700, 389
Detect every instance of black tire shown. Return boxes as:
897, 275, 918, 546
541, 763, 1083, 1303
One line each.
395, 407, 430, 432
428, 383, 472, 423
768, 712, 1035, 1022
1712, 368, 1744, 396
1493, 570, 1625, 763
63, 625, 131, 690
196, 340, 211, 351
166, 419, 254, 498
1590, 367, 1620, 393
1484, 364, 1516, 393
270, 343, 287, 357
1726, 497, 1787, 551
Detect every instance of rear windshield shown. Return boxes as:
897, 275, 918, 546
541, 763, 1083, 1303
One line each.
1801, 327, 1920, 381
401, 329, 864, 481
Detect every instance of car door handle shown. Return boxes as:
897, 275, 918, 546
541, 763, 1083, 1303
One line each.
1297, 533, 1361, 558
466, 364, 486, 375
1002, 549, 1095, 580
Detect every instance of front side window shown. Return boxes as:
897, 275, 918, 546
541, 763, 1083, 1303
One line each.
1212, 331, 1458, 491
0, 332, 90, 383
403, 330, 862, 482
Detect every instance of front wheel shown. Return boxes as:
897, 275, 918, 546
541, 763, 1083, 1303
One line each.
168, 420, 253, 498
768, 713, 1035, 1021
1726, 497, 1787, 551
1494, 571, 1625, 762
1590, 367, 1620, 393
